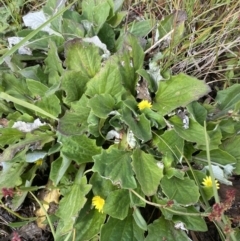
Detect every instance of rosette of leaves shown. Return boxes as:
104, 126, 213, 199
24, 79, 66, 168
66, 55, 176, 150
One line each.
0, 0, 240, 240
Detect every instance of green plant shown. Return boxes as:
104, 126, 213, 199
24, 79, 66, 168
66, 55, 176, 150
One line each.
0, 0, 240, 241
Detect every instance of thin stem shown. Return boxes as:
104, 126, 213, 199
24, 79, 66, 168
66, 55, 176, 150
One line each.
0, 200, 36, 221
204, 122, 237, 241
193, 157, 234, 169
152, 131, 180, 161
204, 121, 219, 203
0, 92, 58, 121
144, 30, 174, 54
129, 189, 209, 217
30, 191, 56, 239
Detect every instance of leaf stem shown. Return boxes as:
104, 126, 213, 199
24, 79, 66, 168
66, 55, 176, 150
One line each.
0, 200, 36, 221
203, 121, 219, 203
74, 164, 86, 185
129, 189, 209, 217
30, 191, 56, 239
204, 122, 237, 241
144, 30, 174, 54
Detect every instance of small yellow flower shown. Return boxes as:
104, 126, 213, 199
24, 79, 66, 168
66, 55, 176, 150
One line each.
92, 196, 105, 213
202, 176, 220, 189
35, 159, 43, 166
137, 100, 152, 111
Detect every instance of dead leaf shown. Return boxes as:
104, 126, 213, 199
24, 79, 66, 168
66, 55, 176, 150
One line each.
35, 182, 60, 229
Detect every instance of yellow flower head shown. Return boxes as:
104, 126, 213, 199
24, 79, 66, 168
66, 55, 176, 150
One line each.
35, 159, 43, 166
137, 100, 152, 111
92, 196, 105, 213
202, 176, 220, 189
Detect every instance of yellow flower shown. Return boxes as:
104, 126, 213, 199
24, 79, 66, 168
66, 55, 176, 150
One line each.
137, 100, 152, 111
35, 159, 43, 166
202, 176, 220, 189
92, 196, 105, 213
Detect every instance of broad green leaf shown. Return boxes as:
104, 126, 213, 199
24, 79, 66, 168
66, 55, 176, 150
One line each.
0, 99, 14, 115
187, 101, 207, 126
64, 38, 101, 77
90, 172, 116, 199
165, 167, 185, 180
48, 143, 61, 155
19, 65, 48, 84
100, 214, 144, 241
7, 111, 28, 122
0, 92, 58, 120
60, 134, 101, 164
11, 167, 37, 211
98, 23, 115, 52
107, 11, 127, 27
220, 135, 240, 174
93, 148, 137, 189
62, 18, 85, 39
0, 128, 24, 147
25, 151, 47, 163
132, 207, 148, 231
88, 94, 115, 118
170, 116, 208, 146
172, 206, 207, 231
145, 216, 190, 241
104, 189, 130, 220
26, 79, 48, 97
82, 0, 111, 33
161, 176, 199, 205
132, 149, 163, 196
61, 71, 90, 104
35, 94, 61, 118
26, 79, 61, 117
2, 73, 30, 100
196, 127, 222, 150
119, 51, 139, 95
129, 19, 155, 37
195, 149, 236, 166
50, 155, 72, 185
154, 129, 184, 160
154, 73, 211, 116
58, 111, 86, 136
44, 40, 64, 85
143, 108, 166, 129
127, 33, 144, 69
27, 35, 64, 50
119, 34, 144, 95
58, 94, 90, 135
56, 176, 92, 235
219, 119, 235, 139
74, 198, 106, 241
122, 105, 152, 142
0, 150, 28, 194
0, 132, 54, 162
215, 84, 240, 111
87, 111, 100, 137
85, 57, 124, 100
157, 14, 174, 38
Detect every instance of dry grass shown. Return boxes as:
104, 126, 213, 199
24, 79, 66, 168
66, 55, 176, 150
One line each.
124, 0, 240, 87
